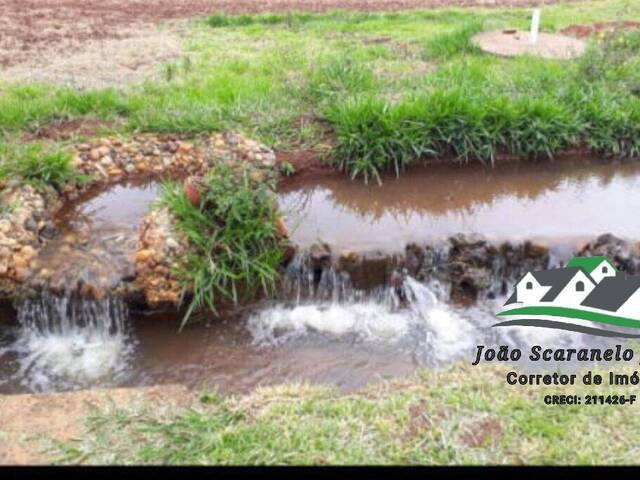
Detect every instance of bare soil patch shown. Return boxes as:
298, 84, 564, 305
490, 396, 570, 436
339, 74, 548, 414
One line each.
0, 23, 184, 89
23, 118, 122, 141
276, 149, 336, 188
459, 417, 504, 448
561, 21, 640, 38
0, 384, 192, 465
1, 0, 587, 70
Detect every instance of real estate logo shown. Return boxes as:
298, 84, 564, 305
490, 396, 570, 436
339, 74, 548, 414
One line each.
495, 256, 640, 337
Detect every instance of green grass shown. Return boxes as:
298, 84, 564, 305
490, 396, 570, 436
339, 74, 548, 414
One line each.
53, 363, 640, 465
0, 142, 85, 191
328, 27, 640, 181
0, 0, 637, 161
424, 18, 485, 59
159, 164, 284, 327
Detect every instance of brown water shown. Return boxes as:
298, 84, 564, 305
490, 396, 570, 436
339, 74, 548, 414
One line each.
126, 308, 417, 394
0, 278, 618, 395
279, 158, 640, 251
33, 181, 162, 292
2, 158, 636, 395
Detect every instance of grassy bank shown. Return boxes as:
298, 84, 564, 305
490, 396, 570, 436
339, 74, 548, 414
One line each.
53, 363, 640, 465
1, 0, 639, 184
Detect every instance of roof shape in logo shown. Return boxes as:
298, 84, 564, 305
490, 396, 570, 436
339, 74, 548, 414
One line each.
503, 267, 589, 306
580, 275, 640, 312
566, 256, 615, 274
533, 267, 591, 302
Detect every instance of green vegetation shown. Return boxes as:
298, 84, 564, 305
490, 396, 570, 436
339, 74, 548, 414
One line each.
424, 19, 484, 59
329, 28, 640, 181
159, 164, 283, 327
0, 0, 638, 183
54, 363, 640, 464
0, 142, 84, 190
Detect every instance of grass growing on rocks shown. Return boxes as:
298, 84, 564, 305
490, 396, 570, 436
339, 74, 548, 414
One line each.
0, 142, 84, 190
160, 164, 284, 326
54, 363, 640, 465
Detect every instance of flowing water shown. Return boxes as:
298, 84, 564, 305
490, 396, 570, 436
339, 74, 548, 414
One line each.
0, 272, 618, 394
1, 159, 637, 394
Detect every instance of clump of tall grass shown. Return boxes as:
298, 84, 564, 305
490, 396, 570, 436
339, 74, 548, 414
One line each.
328, 30, 640, 182
160, 164, 284, 327
326, 90, 587, 182
0, 142, 85, 190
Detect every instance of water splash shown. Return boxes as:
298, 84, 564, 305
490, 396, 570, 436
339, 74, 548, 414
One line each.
2, 291, 134, 392
248, 273, 617, 368
249, 274, 478, 365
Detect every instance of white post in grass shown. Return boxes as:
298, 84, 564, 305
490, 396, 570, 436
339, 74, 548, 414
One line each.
530, 8, 541, 45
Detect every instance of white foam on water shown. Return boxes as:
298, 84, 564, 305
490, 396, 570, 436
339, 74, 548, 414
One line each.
248, 276, 482, 364
247, 275, 617, 366
248, 301, 411, 347
7, 292, 134, 392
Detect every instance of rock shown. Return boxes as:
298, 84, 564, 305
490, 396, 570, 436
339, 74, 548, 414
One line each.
20, 245, 35, 258
578, 234, 640, 274
276, 217, 288, 239
89, 148, 101, 161
97, 146, 110, 157
310, 242, 331, 265
183, 178, 202, 208
135, 249, 154, 263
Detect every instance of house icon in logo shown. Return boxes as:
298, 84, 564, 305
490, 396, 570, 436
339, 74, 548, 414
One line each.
497, 256, 640, 334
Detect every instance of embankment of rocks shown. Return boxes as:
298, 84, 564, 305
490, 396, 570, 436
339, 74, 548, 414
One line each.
287, 233, 640, 305
0, 132, 277, 305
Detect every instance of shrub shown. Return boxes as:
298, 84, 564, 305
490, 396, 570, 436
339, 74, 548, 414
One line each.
160, 164, 284, 327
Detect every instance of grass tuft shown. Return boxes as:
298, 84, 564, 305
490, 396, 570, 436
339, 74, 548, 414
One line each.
0, 142, 85, 190
160, 164, 284, 327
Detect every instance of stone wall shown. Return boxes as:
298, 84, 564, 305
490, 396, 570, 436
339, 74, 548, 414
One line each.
0, 181, 60, 297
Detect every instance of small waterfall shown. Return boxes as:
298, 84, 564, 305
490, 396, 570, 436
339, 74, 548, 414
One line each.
282, 252, 368, 303
250, 266, 479, 365
4, 291, 134, 392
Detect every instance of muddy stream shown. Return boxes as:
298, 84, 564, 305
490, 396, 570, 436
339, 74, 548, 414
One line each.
2, 157, 638, 394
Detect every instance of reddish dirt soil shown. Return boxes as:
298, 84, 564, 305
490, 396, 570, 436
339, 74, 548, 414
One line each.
561, 21, 640, 38
459, 417, 504, 448
276, 149, 336, 188
22, 118, 123, 141
0, 384, 192, 464
1, 0, 584, 68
